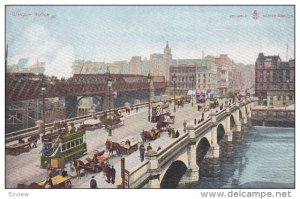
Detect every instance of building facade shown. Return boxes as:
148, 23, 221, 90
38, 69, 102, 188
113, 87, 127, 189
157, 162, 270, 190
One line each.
169, 64, 196, 95
255, 53, 295, 106
196, 56, 218, 97
149, 42, 172, 81
128, 56, 142, 75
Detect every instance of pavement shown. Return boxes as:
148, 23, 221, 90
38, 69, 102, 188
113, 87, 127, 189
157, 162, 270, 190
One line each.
5, 100, 224, 188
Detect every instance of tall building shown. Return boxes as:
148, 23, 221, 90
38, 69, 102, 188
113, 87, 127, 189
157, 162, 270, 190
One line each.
128, 56, 142, 75
169, 64, 196, 95
150, 42, 172, 80
196, 56, 218, 96
255, 53, 295, 106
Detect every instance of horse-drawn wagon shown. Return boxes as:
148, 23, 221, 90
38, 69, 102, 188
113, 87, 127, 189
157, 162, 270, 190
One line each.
6, 142, 31, 155
118, 136, 138, 155
101, 110, 125, 129
17, 175, 72, 189
6, 134, 40, 155
73, 150, 110, 175
83, 118, 103, 130
141, 128, 161, 142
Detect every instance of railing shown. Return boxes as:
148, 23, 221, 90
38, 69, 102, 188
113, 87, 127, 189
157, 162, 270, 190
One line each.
127, 98, 256, 188
128, 160, 150, 188
5, 101, 153, 143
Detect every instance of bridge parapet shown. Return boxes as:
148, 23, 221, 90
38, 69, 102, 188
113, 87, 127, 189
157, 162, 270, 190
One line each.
126, 98, 256, 188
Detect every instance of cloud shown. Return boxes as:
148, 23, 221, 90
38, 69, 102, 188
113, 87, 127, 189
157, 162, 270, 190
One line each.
8, 23, 74, 78
45, 45, 74, 78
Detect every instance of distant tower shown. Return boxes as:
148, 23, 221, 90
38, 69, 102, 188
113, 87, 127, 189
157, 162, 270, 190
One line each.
164, 41, 172, 55
163, 41, 172, 81
286, 43, 289, 61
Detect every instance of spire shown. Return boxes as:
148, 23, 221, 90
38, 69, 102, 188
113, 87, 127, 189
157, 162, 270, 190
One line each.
166, 41, 169, 49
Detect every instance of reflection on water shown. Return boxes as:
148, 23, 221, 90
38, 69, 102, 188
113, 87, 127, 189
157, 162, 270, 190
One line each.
183, 126, 295, 189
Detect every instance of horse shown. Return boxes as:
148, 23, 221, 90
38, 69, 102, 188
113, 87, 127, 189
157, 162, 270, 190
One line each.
28, 134, 40, 148
73, 160, 85, 178
105, 140, 120, 156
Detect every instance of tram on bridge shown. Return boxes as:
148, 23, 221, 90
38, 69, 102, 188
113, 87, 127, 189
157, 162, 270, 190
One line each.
40, 124, 87, 168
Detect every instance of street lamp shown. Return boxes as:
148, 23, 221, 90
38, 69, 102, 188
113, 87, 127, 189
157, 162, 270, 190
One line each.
172, 73, 177, 112
147, 73, 152, 121
40, 75, 46, 136
107, 74, 113, 136
191, 75, 194, 107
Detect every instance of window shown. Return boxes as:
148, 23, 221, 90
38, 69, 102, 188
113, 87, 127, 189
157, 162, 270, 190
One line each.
289, 95, 293, 100
283, 96, 286, 101
62, 144, 66, 151
270, 96, 273, 100
278, 96, 281, 100
76, 139, 79, 145
71, 141, 75, 148
67, 142, 71, 149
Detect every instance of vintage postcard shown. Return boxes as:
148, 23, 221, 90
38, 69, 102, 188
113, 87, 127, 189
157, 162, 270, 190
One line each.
2, 3, 296, 199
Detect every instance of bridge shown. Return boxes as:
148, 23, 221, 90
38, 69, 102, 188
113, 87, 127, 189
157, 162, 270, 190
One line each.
6, 72, 168, 119
126, 98, 255, 188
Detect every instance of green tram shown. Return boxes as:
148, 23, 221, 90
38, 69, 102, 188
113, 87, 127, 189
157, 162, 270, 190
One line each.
41, 129, 87, 168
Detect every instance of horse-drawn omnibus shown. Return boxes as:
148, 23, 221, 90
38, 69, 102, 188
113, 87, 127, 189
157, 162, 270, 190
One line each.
41, 129, 87, 168
151, 102, 174, 123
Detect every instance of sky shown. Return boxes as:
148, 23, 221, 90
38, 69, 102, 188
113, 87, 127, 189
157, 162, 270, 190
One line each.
6, 6, 294, 78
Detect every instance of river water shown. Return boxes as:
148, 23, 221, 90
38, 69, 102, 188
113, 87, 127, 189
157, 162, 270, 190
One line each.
184, 126, 295, 189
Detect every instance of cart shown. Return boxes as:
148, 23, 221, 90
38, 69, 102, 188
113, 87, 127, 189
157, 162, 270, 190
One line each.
118, 136, 138, 155
143, 129, 161, 141
83, 118, 103, 130
37, 175, 72, 189
6, 142, 31, 155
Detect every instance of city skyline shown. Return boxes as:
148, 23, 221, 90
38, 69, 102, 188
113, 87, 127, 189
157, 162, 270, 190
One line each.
6, 6, 294, 78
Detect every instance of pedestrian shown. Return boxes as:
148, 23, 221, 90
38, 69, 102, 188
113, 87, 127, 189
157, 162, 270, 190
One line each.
90, 176, 97, 189
157, 146, 161, 151
183, 120, 187, 132
175, 130, 180, 138
106, 166, 111, 183
141, 130, 146, 143
136, 106, 139, 113
194, 118, 197, 125
168, 126, 172, 137
111, 166, 116, 184
147, 143, 152, 151
139, 144, 146, 162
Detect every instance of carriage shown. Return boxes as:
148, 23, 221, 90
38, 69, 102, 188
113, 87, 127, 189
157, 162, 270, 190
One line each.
151, 102, 174, 123
6, 134, 40, 155
6, 142, 31, 155
17, 175, 72, 189
141, 128, 161, 141
74, 150, 110, 174
101, 111, 125, 129
118, 136, 138, 155
83, 118, 103, 130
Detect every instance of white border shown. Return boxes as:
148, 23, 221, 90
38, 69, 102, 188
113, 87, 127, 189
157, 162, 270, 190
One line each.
1, 1, 298, 199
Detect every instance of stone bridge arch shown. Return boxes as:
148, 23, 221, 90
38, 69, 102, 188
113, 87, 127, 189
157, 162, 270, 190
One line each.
239, 109, 243, 120
217, 123, 226, 144
230, 115, 235, 130
160, 160, 188, 188
196, 137, 211, 167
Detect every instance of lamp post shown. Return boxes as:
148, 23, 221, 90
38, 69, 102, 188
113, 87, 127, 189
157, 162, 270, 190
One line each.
172, 73, 177, 112
107, 74, 113, 136
191, 75, 194, 107
147, 73, 152, 121
40, 75, 46, 136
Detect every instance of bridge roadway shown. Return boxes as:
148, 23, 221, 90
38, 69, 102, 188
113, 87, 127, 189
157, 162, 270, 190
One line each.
5, 100, 224, 188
